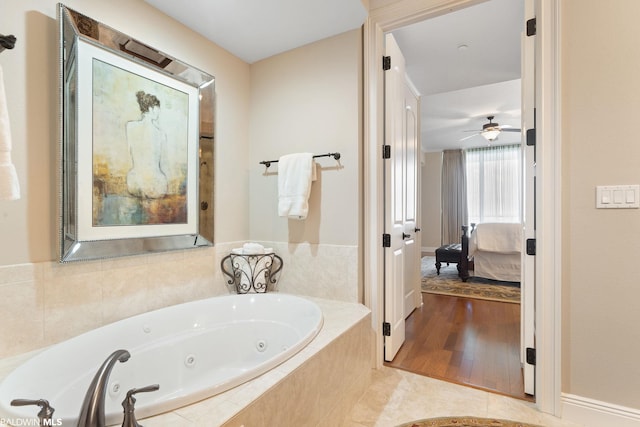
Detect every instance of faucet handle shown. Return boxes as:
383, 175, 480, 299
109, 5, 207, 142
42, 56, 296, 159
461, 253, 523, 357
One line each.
11, 399, 55, 425
128, 384, 160, 396
121, 384, 160, 427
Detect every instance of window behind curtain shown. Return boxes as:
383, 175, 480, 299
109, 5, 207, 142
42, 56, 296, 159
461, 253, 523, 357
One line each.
466, 144, 522, 224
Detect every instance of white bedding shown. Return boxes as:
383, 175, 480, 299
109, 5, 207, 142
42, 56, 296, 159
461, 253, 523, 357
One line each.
473, 222, 522, 253
469, 222, 522, 282
473, 251, 521, 282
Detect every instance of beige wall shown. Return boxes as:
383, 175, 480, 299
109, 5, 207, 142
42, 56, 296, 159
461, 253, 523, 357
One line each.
248, 30, 362, 246
421, 151, 442, 251
245, 31, 362, 303
0, 2, 363, 359
0, 0, 252, 359
0, 0, 251, 266
561, 0, 640, 409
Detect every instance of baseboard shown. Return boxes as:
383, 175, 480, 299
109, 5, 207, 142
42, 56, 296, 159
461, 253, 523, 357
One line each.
421, 246, 438, 254
562, 393, 640, 427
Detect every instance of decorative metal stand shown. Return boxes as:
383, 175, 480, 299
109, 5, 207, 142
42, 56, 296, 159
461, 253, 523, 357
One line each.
221, 253, 283, 293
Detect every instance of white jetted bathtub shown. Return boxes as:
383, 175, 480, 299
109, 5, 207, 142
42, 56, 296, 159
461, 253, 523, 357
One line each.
0, 293, 323, 426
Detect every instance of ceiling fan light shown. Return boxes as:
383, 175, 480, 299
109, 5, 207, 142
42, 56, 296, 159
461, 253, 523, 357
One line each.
482, 129, 500, 141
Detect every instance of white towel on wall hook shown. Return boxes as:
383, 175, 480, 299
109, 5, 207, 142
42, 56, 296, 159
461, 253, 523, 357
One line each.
0, 65, 20, 200
278, 153, 315, 220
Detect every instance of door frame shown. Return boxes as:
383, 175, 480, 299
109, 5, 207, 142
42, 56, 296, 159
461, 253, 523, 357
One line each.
362, 0, 562, 415
521, 0, 538, 397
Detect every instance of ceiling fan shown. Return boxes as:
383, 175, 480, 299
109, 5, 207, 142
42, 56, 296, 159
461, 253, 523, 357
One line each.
461, 116, 521, 142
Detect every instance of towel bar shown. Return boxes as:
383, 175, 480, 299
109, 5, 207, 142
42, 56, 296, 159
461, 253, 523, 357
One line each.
0, 34, 16, 53
260, 152, 340, 168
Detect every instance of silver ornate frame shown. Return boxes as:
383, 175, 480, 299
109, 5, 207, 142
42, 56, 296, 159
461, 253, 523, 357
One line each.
58, 4, 215, 262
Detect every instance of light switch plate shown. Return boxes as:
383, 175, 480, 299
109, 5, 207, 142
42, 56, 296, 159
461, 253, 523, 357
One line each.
596, 185, 640, 209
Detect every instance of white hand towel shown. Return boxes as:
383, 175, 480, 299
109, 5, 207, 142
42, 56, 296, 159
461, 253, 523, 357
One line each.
0, 65, 20, 201
278, 153, 314, 220
232, 245, 273, 255
242, 242, 265, 255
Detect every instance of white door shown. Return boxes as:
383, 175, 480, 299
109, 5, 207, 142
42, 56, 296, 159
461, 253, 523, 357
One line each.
521, 0, 536, 396
403, 82, 421, 318
384, 33, 420, 361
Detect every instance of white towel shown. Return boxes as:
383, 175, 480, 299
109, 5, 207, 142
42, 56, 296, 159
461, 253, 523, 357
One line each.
278, 153, 314, 220
0, 65, 20, 201
242, 242, 265, 255
231, 245, 273, 256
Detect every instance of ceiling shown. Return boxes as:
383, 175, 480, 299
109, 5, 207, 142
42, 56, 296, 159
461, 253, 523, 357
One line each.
144, 0, 367, 64
144, 0, 523, 153
391, 0, 525, 151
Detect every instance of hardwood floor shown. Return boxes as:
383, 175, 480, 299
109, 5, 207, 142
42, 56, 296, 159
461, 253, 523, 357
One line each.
385, 292, 534, 401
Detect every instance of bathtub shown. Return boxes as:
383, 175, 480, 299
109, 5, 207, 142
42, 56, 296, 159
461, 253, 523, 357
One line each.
0, 293, 323, 426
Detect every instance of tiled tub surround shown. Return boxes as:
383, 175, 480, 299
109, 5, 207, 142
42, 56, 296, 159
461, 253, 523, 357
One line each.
0, 246, 221, 359
0, 242, 358, 359
262, 242, 359, 302
0, 298, 372, 427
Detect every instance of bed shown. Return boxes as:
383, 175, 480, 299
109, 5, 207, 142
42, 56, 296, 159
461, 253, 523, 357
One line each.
459, 222, 522, 283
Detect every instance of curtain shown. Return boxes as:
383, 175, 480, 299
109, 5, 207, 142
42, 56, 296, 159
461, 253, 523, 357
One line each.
466, 144, 522, 224
441, 149, 467, 244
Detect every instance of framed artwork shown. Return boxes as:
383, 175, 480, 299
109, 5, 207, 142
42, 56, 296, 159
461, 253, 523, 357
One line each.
59, 5, 215, 262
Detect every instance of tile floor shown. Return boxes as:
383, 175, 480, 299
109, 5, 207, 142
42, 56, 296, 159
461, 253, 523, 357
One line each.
343, 367, 583, 427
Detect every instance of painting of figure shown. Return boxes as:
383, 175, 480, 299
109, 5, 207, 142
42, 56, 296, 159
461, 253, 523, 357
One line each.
91, 58, 189, 226
126, 91, 168, 199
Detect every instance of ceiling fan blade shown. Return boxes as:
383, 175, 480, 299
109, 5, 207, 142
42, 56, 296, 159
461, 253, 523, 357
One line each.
459, 133, 480, 141
499, 128, 521, 133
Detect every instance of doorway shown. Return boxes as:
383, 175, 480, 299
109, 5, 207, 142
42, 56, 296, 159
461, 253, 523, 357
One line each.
384, 0, 529, 400
363, 0, 561, 415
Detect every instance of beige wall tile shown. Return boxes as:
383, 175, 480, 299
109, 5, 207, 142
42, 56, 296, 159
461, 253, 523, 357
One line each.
0, 263, 42, 285
43, 270, 104, 346
221, 315, 371, 427
0, 242, 358, 359
0, 280, 45, 357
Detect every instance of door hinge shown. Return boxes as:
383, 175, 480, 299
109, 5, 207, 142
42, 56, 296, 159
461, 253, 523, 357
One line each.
382, 233, 391, 248
383, 144, 391, 159
526, 238, 536, 256
526, 18, 536, 36
526, 128, 536, 146
383, 55, 391, 71
526, 347, 536, 365
383, 322, 391, 336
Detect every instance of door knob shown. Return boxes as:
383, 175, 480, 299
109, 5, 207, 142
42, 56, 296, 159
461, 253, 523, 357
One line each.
402, 233, 411, 240
414, 227, 421, 232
